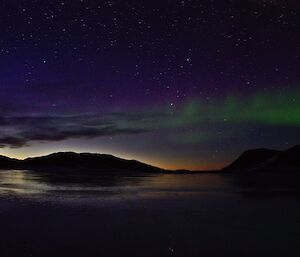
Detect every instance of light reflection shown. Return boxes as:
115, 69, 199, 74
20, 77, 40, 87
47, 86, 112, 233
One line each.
0, 170, 228, 203
0, 170, 51, 195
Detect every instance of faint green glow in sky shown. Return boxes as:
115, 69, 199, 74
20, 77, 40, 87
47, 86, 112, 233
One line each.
0, 89, 299, 170
173, 89, 300, 127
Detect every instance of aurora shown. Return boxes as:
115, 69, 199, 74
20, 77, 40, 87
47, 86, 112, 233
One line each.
0, 88, 299, 170
0, 0, 299, 170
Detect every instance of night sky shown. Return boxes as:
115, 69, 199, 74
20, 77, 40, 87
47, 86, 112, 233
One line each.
0, 0, 300, 170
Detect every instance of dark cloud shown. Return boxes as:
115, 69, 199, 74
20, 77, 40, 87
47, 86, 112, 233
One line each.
0, 113, 150, 148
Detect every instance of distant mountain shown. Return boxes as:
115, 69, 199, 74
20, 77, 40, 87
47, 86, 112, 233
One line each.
0, 155, 20, 169
0, 152, 165, 173
223, 145, 300, 172
2, 145, 300, 174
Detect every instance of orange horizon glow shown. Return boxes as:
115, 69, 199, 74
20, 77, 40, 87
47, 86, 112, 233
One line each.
0, 149, 227, 171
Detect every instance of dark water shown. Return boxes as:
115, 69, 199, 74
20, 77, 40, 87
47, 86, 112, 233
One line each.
0, 170, 300, 257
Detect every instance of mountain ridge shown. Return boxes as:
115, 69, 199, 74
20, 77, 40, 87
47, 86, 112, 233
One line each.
223, 144, 300, 172
0, 152, 166, 173
1, 144, 300, 173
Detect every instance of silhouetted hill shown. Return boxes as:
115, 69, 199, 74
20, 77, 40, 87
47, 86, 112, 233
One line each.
223, 148, 280, 171
0, 155, 20, 169
0, 152, 165, 173
268, 145, 300, 169
223, 144, 300, 172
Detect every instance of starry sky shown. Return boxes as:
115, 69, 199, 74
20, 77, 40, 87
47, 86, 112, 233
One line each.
0, 0, 300, 170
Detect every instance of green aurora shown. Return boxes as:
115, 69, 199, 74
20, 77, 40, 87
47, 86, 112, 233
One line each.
175, 89, 300, 128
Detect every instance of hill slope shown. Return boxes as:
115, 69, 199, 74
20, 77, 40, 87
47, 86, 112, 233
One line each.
223, 145, 300, 172
0, 152, 165, 173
